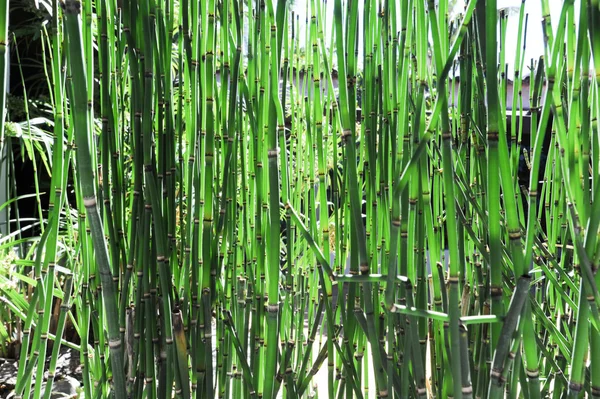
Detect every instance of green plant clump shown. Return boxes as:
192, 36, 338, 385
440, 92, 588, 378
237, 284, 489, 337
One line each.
2, 0, 600, 398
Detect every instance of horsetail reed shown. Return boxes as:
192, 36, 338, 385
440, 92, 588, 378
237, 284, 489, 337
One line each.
2, 0, 600, 398
0, 0, 7, 146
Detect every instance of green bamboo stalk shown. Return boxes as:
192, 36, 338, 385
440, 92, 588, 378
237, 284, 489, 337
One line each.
62, 2, 126, 398
0, 0, 7, 146
43, 274, 73, 399
488, 275, 531, 398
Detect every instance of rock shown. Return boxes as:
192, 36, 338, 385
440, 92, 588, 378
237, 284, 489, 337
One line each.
0, 349, 82, 399
0, 360, 18, 387
50, 376, 80, 398
18, 376, 81, 399
52, 348, 82, 377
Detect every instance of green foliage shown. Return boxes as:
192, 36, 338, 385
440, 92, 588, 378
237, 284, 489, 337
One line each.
1, 0, 600, 399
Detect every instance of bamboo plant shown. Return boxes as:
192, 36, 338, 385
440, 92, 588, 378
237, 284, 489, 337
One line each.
2, 0, 600, 398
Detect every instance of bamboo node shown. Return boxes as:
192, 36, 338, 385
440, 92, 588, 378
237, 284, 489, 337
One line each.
265, 304, 279, 313
83, 197, 97, 208
490, 368, 502, 379
508, 231, 521, 240
568, 382, 583, 393
61, 0, 84, 15
359, 263, 369, 274
487, 131, 499, 141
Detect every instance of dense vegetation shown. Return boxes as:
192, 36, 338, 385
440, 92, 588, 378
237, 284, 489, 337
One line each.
1, 0, 600, 398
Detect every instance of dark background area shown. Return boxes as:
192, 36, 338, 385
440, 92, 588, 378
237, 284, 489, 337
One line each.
7, 1, 54, 239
